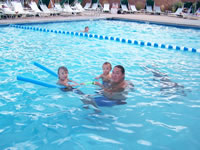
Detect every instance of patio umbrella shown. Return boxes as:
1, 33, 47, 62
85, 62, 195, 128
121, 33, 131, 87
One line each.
92, 0, 98, 4
146, 0, 154, 7
61, 0, 71, 5
38, 0, 50, 6
120, 0, 128, 5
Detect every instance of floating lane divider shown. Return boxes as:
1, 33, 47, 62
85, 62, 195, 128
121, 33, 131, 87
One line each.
9, 24, 199, 53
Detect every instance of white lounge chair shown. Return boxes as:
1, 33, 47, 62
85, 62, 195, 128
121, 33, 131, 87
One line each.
88, 3, 98, 11
74, 2, 85, 12
63, 4, 81, 15
39, 4, 51, 15
11, 1, 35, 17
121, 4, 130, 13
129, 4, 138, 13
29, 2, 49, 17
54, 3, 63, 11
54, 3, 71, 15
40, 4, 58, 16
146, 5, 153, 14
0, 3, 17, 18
84, 3, 91, 10
182, 7, 199, 19
195, 8, 200, 16
111, 3, 119, 14
63, 4, 73, 13
154, 5, 162, 15
103, 3, 110, 12
168, 7, 183, 17
49, 2, 62, 15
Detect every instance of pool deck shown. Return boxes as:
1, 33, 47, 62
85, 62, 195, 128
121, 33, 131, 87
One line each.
0, 13, 200, 29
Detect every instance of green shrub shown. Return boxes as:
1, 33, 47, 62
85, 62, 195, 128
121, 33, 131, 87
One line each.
135, 1, 144, 10
121, 0, 128, 5
146, 0, 154, 7
171, 1, 184, 12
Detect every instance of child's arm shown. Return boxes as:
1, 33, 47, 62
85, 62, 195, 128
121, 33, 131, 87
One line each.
94, 81, 113, 94
57, 80, 70, 87
95, 74, 103, 80
94, 81, 104, 88
94, 81, 112, 91
68, 79, 79, 87
95, 81, 127, 93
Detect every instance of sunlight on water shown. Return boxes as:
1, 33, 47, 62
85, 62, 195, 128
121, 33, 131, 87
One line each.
0, 20, 200, 149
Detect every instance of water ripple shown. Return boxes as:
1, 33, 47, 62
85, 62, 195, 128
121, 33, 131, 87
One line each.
42, 123, 67, 129
0, 126, 9, 133
137, 140, 152, 146
129, 100, 184, 108
5, 141, 38, 150
146, 119, 187, 132
31, 104, 45, 111
86, 134, 122, 144
113, 121, 143, 128
115, 127, 135, 134
82, 125, 109, 131
51, 136, 71, 145
188, 105, 200, 108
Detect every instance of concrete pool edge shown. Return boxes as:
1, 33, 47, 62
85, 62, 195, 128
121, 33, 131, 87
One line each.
109, 17, 200, 29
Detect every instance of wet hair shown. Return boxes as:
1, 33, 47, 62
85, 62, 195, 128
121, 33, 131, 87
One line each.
103, 62, 112, 70
58, 66, 68, 75
115, 65, 125, 74
85, 26, 89, 29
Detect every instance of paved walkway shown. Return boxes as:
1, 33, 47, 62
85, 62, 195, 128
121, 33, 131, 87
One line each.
1, 13, 200, 28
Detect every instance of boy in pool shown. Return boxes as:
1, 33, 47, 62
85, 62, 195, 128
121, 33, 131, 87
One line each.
57, 66, 78, 89
95, 62, 112, 88
93, 65, 134, 106
83, 26, 89, 33
80, 26, 89, 33
57, 66, 100, 111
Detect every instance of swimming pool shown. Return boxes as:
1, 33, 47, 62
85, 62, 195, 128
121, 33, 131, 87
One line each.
0, 19, 200, 149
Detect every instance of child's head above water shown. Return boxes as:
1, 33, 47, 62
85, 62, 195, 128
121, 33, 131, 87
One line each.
58, 66, 68, 81
102, 62, 112, 75
84, 26, 89, 32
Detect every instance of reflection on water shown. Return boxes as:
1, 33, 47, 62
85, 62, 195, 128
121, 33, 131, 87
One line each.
140, 64, 187, 96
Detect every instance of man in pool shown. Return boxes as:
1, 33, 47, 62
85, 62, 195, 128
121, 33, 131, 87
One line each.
58, 65, 133, 110
93, 65, 134, 106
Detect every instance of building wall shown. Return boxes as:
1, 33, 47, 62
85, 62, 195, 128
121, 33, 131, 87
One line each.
155, 0, 197, 10
81, 0, 199, 10
99, 0, 121, 8
37, 0, 199, 10
82, 0, 91, 8
129, 0, 146, 10
154, 0, 180, 10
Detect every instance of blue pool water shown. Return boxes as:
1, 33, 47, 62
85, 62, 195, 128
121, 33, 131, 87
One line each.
0, 20, 200, 150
